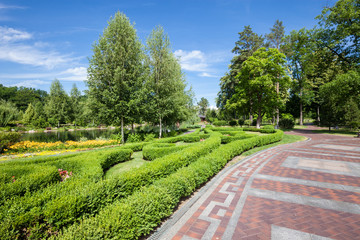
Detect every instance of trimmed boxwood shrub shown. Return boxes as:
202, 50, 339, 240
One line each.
100, 149, 133, 170
238, 119, 245, 127
229, 120, 237, 126
243, 127, 276, 133
142, 143, 192, 161
213, 120, 228, 126
220, 134, 254, 144
58, 130, 283, 239
279, 118, 295, 129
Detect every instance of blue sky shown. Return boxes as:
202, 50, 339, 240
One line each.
0, 0, 335, 107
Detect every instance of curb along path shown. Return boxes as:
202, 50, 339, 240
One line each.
152, 130, 360, 240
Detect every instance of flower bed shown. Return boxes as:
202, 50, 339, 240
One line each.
6, 139, 118, 153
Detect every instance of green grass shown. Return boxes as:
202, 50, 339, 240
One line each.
228, 133, 306, 166
104, 151, 147, 178
310, 129, 358, 137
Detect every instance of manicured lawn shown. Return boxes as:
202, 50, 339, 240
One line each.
311, 129, 358, 137
227, 133, 306, 166
105, 151, 147, 178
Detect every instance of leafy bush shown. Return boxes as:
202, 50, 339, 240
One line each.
126, 133, 141, 143
238, 119, 245, 127
263, 125, 275, 130
229, 120, 237, 126
144, 133, 155, 142
100, 149, 133, 170
244, 119, 251, 126
220, 134, 254, 144
279, 118, 295, 129
243, 127, 276, 133
0, 131, 21, 153
213, 120, 228, 126
143, 143, 192, 161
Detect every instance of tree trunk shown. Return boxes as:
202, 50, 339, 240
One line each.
317, 106, 320, 124
300, 102, 303, 126
299, 88, 303, 126
249, 114, 253, 124
131, 123, 134, 133
159, 117, 162, 139
121, 117, 124, 144
276, 81, 279, 126
256, 108, 262, 129
58, 121, 60, 128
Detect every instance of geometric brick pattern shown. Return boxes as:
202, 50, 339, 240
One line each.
160, 129, 360, 240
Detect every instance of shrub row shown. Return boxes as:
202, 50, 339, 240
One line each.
220, 134, 254, 144
142, 143, 193, 161
210, 126, 243, 132
58, 130, 283, 239
213, 120, 228, 126
0, 165, 60, 205
242, 127, 276, 133
100, 149, 133, 170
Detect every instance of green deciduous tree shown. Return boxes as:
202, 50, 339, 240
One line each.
145, 26, 190, 138
320, 70, 360, 130
44, 79, 71, 127
227, 48, 290, 128
316, 0, 360, 68
266, 20, 286, 125
23, 103, 36, 125
283, 28, 315, 125
0, 100, 19, 127
198, 97, 209, 115
70, 84, 82, 127
87, 12, 145, 143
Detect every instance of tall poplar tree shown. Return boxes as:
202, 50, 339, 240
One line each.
145, 26, 188, 138
87, 12, 144, 143
266, 20, 285, 126
44, 79, 71, 127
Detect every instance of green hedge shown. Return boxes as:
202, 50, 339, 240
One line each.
100, 149, 133, 170
143, 143, 192, 161
213, 120, 228, 126
211, 126, 243, 132
58, 130, 283, 239
0, 165, 60, 205
243, 127, 276, 133
220, 134, 254, 144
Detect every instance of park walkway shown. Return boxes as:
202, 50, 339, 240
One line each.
151, 128, 360, 240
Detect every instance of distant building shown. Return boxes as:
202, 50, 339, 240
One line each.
199, 115, 206, 122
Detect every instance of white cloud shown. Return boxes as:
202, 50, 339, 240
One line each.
10, 80, 49, 88
0, 44, 73, 69
0, 26, 32, 42
0, 3, 25, 10
198, 72, 219, 78
59, 67, 87, 81
174, 49, 208, 72
0, 26, 78, 69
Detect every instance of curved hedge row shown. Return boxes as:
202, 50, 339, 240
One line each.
143, 143, 193, 161
57, 130, 283, 239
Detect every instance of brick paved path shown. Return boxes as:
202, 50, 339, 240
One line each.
155, 129, 360, 240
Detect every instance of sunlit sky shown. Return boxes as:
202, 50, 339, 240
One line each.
0, 0, 335, 107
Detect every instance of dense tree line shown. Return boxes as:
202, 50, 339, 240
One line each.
217, 0, 360, 130
0, 12, 194, 140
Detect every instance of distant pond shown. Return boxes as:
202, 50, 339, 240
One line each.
21, 129, 120, 142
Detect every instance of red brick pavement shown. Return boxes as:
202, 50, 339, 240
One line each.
163, 128, 360, 240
